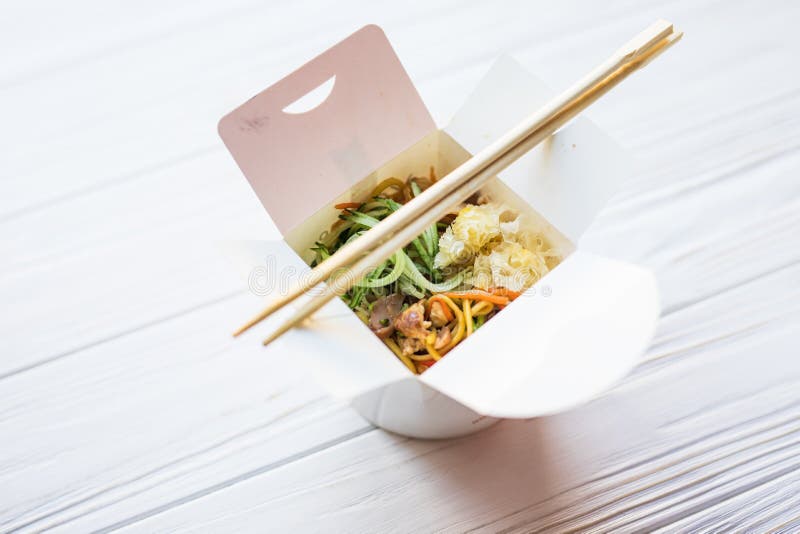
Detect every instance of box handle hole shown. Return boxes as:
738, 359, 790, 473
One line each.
282, 75, 336, 114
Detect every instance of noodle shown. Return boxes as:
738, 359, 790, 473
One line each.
443, 299, 466, 353
447, 314, 466, 353
425, 333, 443, 361
370, 177, 406, 197
470, 301, 493, 316
464, 299, 473, 337
433, 294, 463, 320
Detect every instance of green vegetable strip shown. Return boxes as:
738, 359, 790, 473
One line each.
399, 277, 425, 299
400, 250, 466, 293
322, 183, 464, 307
354, 251, 405, 288
410, 235, 435, 276
349, 283, 368, 308
344, 210, 435, 278
344, 211, 381, 228
409, 180, 441, 277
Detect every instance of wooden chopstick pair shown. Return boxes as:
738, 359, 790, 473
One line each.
235, 19, 683, 346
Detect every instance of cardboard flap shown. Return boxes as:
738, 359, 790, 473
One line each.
445, 56, 634, 243
275, 302, 412, 401
218, 25, 435, 234
420, 251, 659, 418
224, 239, 412, 399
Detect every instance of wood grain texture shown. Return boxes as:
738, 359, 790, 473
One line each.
1, 0, 799, 532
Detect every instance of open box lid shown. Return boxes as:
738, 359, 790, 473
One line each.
428, 57, 655, 416
218, 25, 435, 234
445, 55, 635, 243
220, 27, 659, 419
419, 250, 659, 417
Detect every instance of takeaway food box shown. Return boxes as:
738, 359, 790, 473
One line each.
218, 25, 659, 439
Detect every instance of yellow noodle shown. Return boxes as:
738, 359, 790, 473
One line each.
464, 299, 473, 337
425, 332, 443, 361
471, 301, 493, 316
434, 294, 464, 321
447, 314, 465, 352
370, 177, 406, 198
429, 294, 466, 353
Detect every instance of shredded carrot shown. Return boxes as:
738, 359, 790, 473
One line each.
438, 290, 510, 306
428, 296, 454, 322
489, 287, 522, 300
334, 201, 361, 210
431, 295, 463, 322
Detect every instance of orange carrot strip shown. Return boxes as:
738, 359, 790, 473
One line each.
489, 287, 522, 301
438, 290, 510, 306
334, 202, 362, 210
428, 296, 454, 322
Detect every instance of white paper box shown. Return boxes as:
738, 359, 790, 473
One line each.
218, 25, 660, 439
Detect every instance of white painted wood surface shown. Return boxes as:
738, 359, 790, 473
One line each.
1, 0, 799, 532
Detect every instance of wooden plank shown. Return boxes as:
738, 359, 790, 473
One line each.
96, 161, 793, 532
114, 324, 800, 533
1, 170, 796, 531
0, 293, 373, 532
0, 150, 269, 376
1, 0, 744, 220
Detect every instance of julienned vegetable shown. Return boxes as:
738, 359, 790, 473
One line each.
310, 168, 561, 374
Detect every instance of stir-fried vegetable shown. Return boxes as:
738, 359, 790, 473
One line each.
311, 178, 461, 310
310, 170, 560, 374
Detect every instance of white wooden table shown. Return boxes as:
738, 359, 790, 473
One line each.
2, 1, 799, 532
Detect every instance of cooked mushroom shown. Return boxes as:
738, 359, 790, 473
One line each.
368, 293, 405, 339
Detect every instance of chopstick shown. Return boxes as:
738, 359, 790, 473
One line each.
238, 19, 682, 345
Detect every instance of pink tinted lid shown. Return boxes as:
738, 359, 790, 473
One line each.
218, 25, 435, 234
